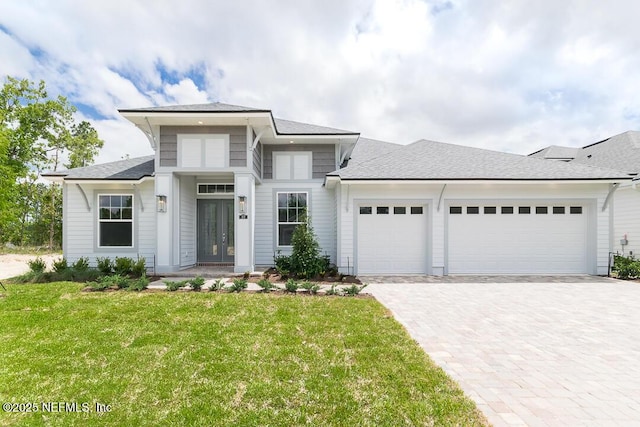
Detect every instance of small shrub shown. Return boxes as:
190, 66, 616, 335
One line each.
257, 278, 276, 293
96, 257, 113, 275
114, 257, 134, 276
284, 279, 299, 293
89, 280, 110, 291
262, 270, 270, 279
274, 251, 291, 277
190, 276, 205, 291
72, 257, 90, 272
325, 284, 341, 296
612, 255, 640, 279
128, 276, 149, 291
243, 271, 251, 279
73, 269, 100, 283
164, 280, 185, 292
108, 274, 130, 289
210, 279, 226, 291
289, 210, 324, 279
52, 258, 69, 273
342, 283, 368, 296
131, 258, 147, 278
300, 281, 320, 294
228, 278, 248, 293
28, 257, 46, 274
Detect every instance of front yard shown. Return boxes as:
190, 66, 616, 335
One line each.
0, 283, 486, 426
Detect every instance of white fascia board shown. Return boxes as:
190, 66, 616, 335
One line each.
330, 178, 629, 185
59, 176, 154, 185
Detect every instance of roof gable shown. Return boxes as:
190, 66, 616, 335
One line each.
43, 156, 155, 180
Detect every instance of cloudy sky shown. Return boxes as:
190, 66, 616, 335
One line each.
1, 0, 639, 163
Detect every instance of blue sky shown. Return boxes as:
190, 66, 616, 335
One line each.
1, 0, 639, 163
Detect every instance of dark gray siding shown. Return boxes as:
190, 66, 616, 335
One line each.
253, 141, 262, 178
159, 126, 247, 167
263, 144, 335, 179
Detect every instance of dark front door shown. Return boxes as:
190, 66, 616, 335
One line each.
197, 199, 234, 263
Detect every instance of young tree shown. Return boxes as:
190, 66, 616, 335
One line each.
0, 76, 104, 248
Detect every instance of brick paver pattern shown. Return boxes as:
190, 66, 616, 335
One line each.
366, 278, 640, 426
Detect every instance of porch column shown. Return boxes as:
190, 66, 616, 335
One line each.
155, 172, 179, 273
234, 173, 255, 273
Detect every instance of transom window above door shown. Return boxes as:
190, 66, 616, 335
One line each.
277, 192, 308, 246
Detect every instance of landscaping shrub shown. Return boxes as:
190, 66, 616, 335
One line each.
300, 281, 320, 294
189, 276, 205, 291
284, 279, 299, 293
27, 257, 46, 274
325, 284, 341, 296
257, 278, 276, 293
96, 257, 114, 275
273, 251, 291, 277
342, 283, 368, 296
164, 280, 185, 292
131, 258, 147, 278
104, 274, 130, 289
88, 279, 110, 291
114, 257, 134, 276
228, 278, 248, 293
72, 257, 90, 272
52, 258, 69, 273
128, 276, 149, 291
210, 279, 226, 291
612, 255, 640, 279
288, 210, 324, 279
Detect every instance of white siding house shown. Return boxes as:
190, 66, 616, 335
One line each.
45, 103, 634, 276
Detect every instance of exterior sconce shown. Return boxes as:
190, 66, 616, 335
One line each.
156, 195, 167, 213
238, 195, 247, 219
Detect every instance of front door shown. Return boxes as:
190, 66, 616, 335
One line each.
197, 199, 234, 263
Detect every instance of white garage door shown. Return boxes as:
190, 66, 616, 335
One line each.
357, 204, 428, 274
448, 203, 589, 274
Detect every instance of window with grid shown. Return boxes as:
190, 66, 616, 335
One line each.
98, 195, 133, 247
277, 192, 308, 246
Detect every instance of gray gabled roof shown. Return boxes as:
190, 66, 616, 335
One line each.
42, 156, 155, 180
347, 137, 402, 165
331, 139, 631, 181
118, 102, 269, 113
272, 118, 358, 135
529, 145, 580, 160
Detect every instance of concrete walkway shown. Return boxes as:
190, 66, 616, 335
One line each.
367, 278, 640, 426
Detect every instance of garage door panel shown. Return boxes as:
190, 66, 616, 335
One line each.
448, 203, 588, 274
357, 204, 428, 274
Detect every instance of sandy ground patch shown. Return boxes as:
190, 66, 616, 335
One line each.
0, 254, 62, 280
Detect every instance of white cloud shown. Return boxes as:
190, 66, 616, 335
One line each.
1, 0, 640, 164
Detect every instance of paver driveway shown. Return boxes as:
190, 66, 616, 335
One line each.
366, 278, 640, 426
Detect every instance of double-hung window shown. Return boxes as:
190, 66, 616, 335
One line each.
277, 192, 308, 246
98, 194, 133, 247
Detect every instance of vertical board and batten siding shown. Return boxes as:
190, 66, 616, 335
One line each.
253, 141, 262, 178
254, 181, 336, 266
180, 175, 196, 267
159, 126, 247, 167
262, 144, 335, 179
612, 186, 640, 255
63, 180, 156, 267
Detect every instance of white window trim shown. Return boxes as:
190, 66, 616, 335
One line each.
272, 151, 312, 180
97, 193, 134, 249
177, 134, 230, 168
276, 191, 309, 247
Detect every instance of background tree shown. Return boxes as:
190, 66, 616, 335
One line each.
0, 76, 104, 249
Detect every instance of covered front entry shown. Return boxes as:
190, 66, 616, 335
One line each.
197, 199, 234, 263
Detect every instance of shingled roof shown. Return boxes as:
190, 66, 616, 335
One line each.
42, 156, 154, 180
330, 139, 631, 180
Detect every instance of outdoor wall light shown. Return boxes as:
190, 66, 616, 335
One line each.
238, 195, 247, 215
156, 195, 167, 213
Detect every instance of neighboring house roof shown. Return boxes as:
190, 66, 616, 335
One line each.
529, 145, 580, 160
42, 156, 154, 180
330, 139, 630, 180
530, 131, 640, 175
119, 102, 359, 136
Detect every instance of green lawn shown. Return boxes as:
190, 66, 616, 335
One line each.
0, 283, 486, 426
